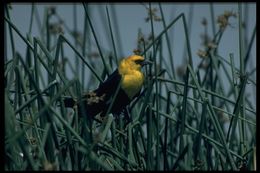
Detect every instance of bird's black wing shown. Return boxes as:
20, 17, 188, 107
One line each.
81, 69, 124, 117
63, 70, 121, 112
63, 69, 133, 118
94, 69, 134, 117
94, 69, 122, 98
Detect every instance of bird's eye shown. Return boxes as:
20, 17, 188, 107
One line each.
135, 60, 144, 64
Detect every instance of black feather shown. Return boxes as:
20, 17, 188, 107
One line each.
63, 69, 139, 119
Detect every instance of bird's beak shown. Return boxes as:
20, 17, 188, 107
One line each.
141, 60, 153, 66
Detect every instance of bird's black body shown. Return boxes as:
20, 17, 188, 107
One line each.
63, 55, 152, 120
63, 69, 140, 118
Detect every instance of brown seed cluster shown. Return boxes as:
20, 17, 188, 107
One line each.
197, 49, 208, 59
43, 160, 57, 171
217, 10, 237, 30
83, 91, 106, 105
144, 7, 162, 22
49, 23, 64, 34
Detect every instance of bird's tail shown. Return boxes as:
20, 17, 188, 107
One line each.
63, 97, 77, 108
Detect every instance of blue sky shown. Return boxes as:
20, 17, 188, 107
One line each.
6, 3, 256, 65
5, 3, 256, 107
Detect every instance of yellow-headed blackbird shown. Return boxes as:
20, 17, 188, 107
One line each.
63, 55, 152, 119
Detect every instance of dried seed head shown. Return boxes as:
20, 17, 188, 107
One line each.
47, 6, 56, 16
176, 64, 187, 78
207, 41, 217, 49
217, 10, 237, 30
49, 23, 64, 34
133, 49, 141, 55
85, 92, 106, 105
43, 160, 57, 171
145, 7, 161, 22
198, 62, 209, 69
201, 17, 207, 26
197, 49, 208, 58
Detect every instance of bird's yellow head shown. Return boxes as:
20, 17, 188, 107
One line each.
118, 55, 152, 99
119, 55, 151, 75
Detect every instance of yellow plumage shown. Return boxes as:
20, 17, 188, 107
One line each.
118, 55, 145, 99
